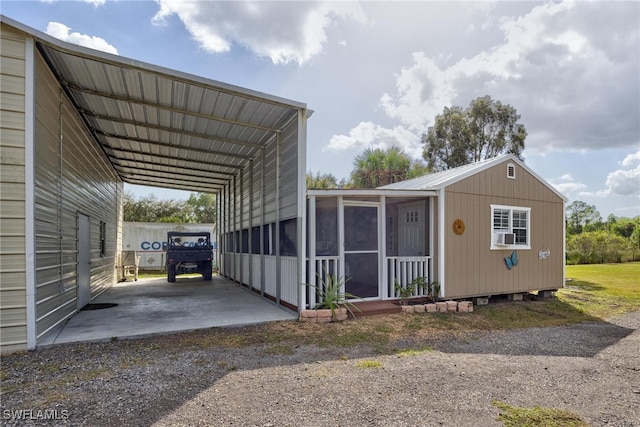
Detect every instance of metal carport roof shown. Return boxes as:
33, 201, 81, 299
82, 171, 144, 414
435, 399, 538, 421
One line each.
3, 15, 310, 194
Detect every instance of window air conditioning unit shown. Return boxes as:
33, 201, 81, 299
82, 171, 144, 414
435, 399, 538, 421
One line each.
496, 232, 515, 246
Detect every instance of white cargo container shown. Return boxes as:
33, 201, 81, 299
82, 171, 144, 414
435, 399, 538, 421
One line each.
122, 223, 217, 271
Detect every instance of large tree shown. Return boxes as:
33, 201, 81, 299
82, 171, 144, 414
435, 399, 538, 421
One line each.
186, 192, 216, 223
350, 147, 429, 189
566, 200, 603, 235
422, 96, 527, 171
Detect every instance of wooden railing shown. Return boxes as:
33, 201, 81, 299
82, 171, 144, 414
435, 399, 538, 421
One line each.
386, 256, 431, 298
306, 256, 340, 308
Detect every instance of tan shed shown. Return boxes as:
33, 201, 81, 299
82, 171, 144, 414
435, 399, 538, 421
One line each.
304, 155, 567, 308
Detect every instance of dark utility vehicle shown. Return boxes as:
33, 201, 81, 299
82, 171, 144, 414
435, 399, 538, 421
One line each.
166, 231, 213, 282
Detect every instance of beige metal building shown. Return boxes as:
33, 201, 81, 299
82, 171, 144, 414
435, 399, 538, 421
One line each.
0, 16, 310, 353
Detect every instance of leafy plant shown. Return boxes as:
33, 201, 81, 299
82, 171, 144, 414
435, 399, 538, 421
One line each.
394, 279, 414, 305
394, 276, 439, 304
308, 267, 361, 320
428, 280, 441, 303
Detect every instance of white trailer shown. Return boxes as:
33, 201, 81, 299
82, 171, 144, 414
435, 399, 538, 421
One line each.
122, 222, 217, 271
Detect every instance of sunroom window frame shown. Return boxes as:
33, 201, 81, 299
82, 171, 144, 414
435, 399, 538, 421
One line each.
490, 204, 531, 250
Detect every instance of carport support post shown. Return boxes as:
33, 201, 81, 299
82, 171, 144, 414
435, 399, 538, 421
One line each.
297, 109, 308, 312
275, 131, 281, 304
307, 196, 316, 309
237, 169, 244, 286
260, 147, 265, 296
248, 159, 253, 289
232, 175, 237, 281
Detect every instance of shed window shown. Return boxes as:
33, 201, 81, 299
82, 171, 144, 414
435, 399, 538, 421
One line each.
507, 163, 516, 179
490, 204, 530, 250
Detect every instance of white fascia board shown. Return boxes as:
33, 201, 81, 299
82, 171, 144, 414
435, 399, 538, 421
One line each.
307, 189, 437, 198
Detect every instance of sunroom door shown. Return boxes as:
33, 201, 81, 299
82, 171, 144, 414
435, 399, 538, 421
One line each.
342, 202, 380, 299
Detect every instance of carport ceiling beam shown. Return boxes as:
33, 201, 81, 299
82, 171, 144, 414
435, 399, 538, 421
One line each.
120, 173, 224, 190
95, 129, 254, 160
103, 145, 243, 170
66, 82, 280, 133
124, 177, 221, 194
114, 166, 229, 184
110, 157, 235, 177
83, 112, 265, 149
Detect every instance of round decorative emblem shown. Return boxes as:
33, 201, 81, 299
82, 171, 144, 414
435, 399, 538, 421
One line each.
452, 219, 465, 235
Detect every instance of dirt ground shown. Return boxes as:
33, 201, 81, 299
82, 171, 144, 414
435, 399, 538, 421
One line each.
1, 310, 639, 427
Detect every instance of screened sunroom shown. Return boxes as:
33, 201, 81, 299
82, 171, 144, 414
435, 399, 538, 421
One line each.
303, 190, 437, 309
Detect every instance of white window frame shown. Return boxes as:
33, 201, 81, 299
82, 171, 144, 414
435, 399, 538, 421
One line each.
490, 204, 531, 250
506, 163, 516, 179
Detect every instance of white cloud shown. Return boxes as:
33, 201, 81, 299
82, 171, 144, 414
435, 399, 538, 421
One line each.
621, 150, 640, 167
332, 1, 639, 158
46, 22, 118, 54
152, 1, 367, 65
581, 150, 640, 198
549, 173, 587, 197
326, 122, 421, 158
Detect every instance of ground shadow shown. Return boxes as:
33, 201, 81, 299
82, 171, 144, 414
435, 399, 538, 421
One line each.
432, 294, 637, 358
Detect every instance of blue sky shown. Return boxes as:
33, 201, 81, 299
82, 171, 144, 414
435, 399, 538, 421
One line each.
3, 0, 639, 218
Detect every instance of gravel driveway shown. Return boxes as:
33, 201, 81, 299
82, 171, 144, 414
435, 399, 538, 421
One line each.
2, 311, 639, 427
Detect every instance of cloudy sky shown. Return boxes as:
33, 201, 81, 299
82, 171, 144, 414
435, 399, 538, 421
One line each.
4, 1, 639, 218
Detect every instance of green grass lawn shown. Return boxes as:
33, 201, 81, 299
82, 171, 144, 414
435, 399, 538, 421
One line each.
560, 262, 640, 319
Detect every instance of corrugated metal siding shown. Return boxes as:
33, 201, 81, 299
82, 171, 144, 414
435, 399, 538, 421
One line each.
251, 152, 263, 226
262, 139, 277, 224
34, 52, 122, 340
279, 120, 298, 220
0, 23, 28, 352
443, 162, 564, 298
241, 164, 251, 230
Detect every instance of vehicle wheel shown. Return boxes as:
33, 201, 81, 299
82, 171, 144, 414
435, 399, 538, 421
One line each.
202, 263, 212, 281
167, 264, 176, 282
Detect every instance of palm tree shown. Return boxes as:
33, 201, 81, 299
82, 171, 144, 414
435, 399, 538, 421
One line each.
350, 147, 428, 188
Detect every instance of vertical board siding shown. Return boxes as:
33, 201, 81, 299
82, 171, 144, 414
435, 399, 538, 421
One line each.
264, 256, 277, 297
0, 24, 28, 352
280, 256, 298, 307
34, 52, 121, 340
250, 255, 261, 290
444, 161, 564, 299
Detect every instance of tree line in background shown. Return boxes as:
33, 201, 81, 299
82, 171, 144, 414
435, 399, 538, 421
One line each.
123, 191, 216, 223
565, 200, 640, 264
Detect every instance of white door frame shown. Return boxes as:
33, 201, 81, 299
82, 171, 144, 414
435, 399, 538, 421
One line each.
339, 199, 382, 300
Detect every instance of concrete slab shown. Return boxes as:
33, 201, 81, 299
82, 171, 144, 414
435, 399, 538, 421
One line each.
40, 275, 297, 346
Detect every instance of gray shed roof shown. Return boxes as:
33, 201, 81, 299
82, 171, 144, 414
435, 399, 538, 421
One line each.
3, 15, 310, 195
380, 154, 568, 201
